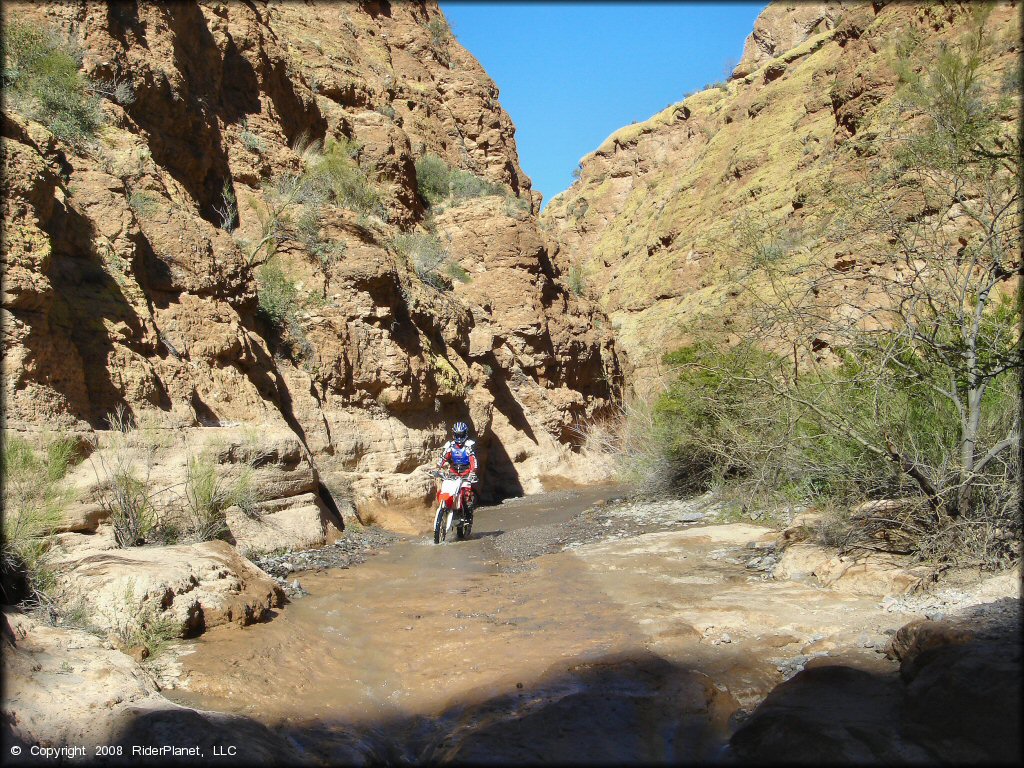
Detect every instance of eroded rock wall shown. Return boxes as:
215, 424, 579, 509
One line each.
2, 1, 623, 532
541, 1, 1019, 385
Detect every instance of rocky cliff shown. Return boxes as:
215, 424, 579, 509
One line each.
541, 0, 1019, 383
2, 1, 623, 535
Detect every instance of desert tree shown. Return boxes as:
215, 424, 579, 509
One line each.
724, 7, 1019, 560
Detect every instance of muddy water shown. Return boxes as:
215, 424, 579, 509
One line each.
164, 488, 905, 763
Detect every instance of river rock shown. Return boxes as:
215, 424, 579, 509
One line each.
227, 492, 336, 557
52, 540, 284, 638
773, 542, 929, 596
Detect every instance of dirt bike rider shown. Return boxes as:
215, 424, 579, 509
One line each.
437, 421, 477, 514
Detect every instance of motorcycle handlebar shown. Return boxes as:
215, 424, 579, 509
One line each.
426, 468, 477, 482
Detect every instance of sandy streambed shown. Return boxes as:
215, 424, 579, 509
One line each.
160, 489, 932, 763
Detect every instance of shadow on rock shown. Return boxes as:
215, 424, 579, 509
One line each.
729, 615, 1022, 765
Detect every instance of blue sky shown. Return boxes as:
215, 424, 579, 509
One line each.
440, 2, 766, 207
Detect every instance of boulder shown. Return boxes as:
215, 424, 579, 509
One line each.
900, 640, 1022, 763
53, 540, 284, 638
227, 492, 337, 557
888, 619, 975, 663
774, 543, 928, 596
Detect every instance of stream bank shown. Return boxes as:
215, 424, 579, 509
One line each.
4, 487, 1019, 764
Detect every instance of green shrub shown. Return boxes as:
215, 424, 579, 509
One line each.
503, 195, 531, 217
415, 153, 452, 206
104, 466, 158, 547
427, 17, 452, 64
653, 342, 780, 494
302, 138, 382, 216
239, 118, 266, 154
232, 465, 261, 519
256, 258, 314, 362
128, 191, 160, 219
296, 206, 346, 293
182, 453, 262, 539
393, 231, 455, 290
93, 408, 164, 548
445, 261, 471, 284
1, 434, 78, 603
256, 259, 300, 329
182, 455, 232, 542
428, 17, 452, 48
415, 153, 507, 207
567, 265, 586, 297
449, 168, 505, 200
2, 21, 103, 145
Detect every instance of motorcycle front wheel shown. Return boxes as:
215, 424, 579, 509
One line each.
433, 503, 447, 544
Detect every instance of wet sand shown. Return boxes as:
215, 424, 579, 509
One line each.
163, 487, 915, 763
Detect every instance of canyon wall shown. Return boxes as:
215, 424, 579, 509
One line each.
2, 1, 623, 534
542, 0, 1019, 384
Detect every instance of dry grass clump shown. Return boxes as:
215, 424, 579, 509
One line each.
93, 408, 263, 547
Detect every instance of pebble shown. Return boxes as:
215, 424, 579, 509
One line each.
253, 527, 400, 583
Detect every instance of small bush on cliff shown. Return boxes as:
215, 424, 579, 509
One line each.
256, 259, 299, 328
427, 17, 453, 65
450, 170, 506, 200
393, 231, 461, 290
215, 181, 239, 231
296, 206, 346, 296
1, 434, 79, 603
256, 259, 314, 363
566, 265, 586, 297
303, 138, 383, 217
239, 117, 266, 154
2, 20, 103, 145
414, 153, 508, 208
445, 261, 471, 284
415, 154, 452, 207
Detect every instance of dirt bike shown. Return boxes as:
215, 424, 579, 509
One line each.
427, 468, 476, 543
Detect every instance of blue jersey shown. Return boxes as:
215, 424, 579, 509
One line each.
439, 439, 476, 472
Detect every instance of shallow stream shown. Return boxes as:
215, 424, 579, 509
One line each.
164, 487, 908, 763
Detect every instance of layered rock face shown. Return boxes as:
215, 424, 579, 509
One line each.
2, 1, 622, 533
541, 1, 1019, 383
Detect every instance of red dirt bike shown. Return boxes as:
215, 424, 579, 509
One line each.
427, 468, 476, 543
